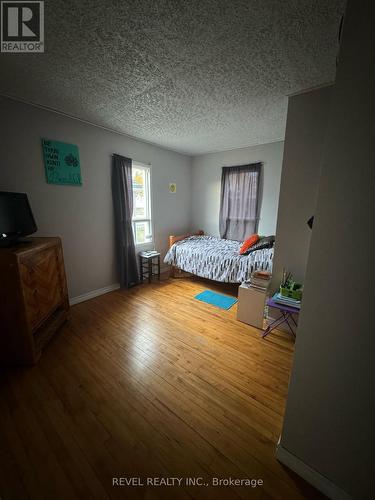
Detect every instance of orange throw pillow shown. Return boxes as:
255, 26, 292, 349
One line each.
239, 234, 260, 255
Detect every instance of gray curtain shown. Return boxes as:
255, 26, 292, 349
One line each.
112, 154, 139, 288
219, 163, 262, 241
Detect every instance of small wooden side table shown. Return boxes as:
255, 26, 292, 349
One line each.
139, 252, 161, 283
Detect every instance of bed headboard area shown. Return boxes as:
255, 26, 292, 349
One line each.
169, 230, 204, 248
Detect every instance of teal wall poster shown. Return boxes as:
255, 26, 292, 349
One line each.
42, 139, 82, 185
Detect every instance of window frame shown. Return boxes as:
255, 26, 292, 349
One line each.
132, 162, 153, 247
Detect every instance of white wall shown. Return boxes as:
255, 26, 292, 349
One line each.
191, 141, 284, 237
0, 97, 192, 299
0, 102, 285, 302
270, 86, 333, 294
278, 1, 375, 498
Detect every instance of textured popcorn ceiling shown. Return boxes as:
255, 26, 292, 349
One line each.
0, 0, 345, 155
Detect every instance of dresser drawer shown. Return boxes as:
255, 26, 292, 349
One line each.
19, 247, 64, 331
0, 237, 69, 365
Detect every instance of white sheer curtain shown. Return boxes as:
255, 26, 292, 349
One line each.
219, 163, 262, 241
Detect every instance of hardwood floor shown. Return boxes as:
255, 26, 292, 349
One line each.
0, 276, 323, 500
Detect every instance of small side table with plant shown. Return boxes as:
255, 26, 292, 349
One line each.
263, 270, 303, 339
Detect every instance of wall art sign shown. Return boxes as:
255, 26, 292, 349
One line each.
42, 138, 82, 185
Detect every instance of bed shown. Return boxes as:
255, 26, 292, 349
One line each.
164, 232, 273, 283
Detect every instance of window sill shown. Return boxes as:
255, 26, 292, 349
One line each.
135, 242, 154, 250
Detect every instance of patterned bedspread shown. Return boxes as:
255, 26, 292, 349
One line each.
164, 235, 273, 283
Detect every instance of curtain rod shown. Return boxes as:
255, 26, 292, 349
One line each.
222, 161, 263, 168
111, 153, 151, 165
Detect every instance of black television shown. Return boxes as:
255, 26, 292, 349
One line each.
0, 192, 37, 247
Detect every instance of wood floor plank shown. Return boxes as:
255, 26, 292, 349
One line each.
0, 277, 324, 500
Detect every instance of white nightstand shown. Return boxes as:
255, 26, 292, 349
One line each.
237, 283, 268, 329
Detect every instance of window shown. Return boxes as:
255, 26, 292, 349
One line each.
132, 163, 152, 245
219, 163, 261, 241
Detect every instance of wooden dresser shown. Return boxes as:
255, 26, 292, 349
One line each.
0, 237, 69, 365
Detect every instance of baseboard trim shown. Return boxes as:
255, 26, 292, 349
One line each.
276, 443, 352, 500
69, 283, 120, 306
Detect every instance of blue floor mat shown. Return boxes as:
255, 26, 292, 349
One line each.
194, 290, 238, 310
